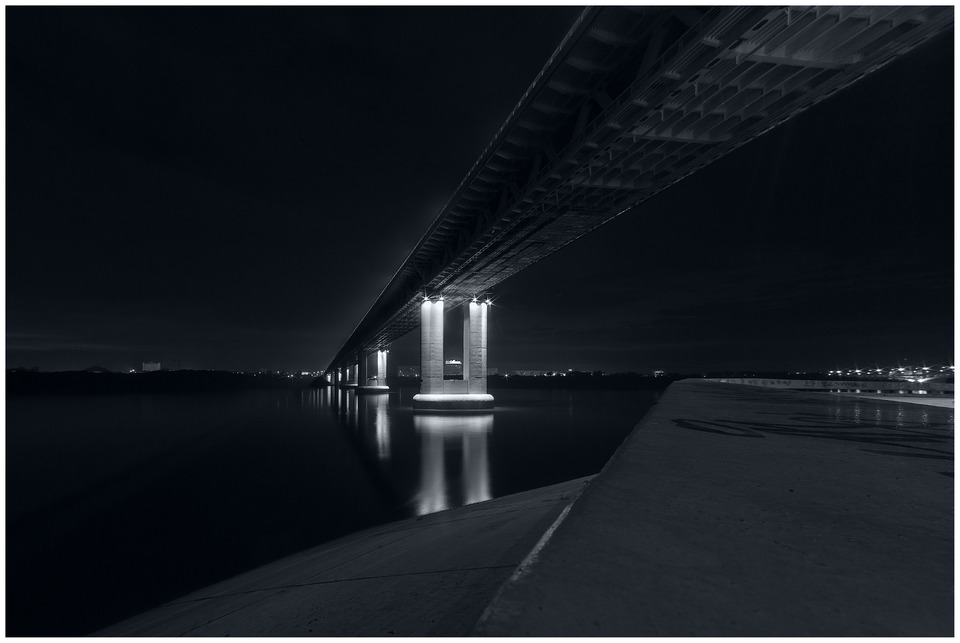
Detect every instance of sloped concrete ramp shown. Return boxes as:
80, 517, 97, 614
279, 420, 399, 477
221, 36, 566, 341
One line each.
474, 380, 953, 636
96, 477, 590, 636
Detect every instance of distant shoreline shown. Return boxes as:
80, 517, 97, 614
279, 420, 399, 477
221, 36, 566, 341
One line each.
6, 370, 682, 395
6, 370, 315, 395
10, 370, 950, 396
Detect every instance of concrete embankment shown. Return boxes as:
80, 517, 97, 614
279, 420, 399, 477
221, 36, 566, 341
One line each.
95, 476, 590, 636
474, 380, 953, 636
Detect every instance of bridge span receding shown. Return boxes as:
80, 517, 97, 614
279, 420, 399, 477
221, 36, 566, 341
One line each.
324, 6, 953, 400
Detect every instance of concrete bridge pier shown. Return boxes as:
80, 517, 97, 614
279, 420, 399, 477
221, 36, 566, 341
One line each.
464, 301, 488, 395
413, 297, 494, 410
358, 348, 390, 393
377, 350, 388, 386
344, 364, 358, 389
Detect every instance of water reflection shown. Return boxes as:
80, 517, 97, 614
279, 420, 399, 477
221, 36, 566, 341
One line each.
338, 387, 356, 427
413, 413, 493, 516
821, 399, 949, 433
357, 394, 391, 461
418, 429, 447, 514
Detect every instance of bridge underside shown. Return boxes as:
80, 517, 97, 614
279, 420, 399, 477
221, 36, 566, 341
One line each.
326, 5, 953, 373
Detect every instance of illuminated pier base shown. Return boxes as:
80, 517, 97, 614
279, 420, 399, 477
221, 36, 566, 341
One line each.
358, 349, 390, 393
413, 298, 494, 411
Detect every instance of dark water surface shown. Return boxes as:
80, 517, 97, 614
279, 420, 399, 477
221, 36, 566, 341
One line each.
6, 386, 660, 635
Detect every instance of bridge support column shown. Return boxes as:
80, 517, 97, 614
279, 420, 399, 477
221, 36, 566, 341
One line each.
420, 298, 444, 394
344, 364, 358, 388
378, 350, 388, 384
464, 301, 488, 394
414, 297, 493, 411
358, 353, 368, 385
358, 348, 390, 393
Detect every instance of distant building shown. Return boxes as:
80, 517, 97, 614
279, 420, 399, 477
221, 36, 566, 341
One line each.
142, 362, 161, 372
444, 359, 463, 379
654, 370, 665, 377
397, 365, 419, 378
488, 367, 499, 376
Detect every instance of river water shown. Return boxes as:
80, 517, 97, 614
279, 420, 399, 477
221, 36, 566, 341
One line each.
6, 385, 661, 635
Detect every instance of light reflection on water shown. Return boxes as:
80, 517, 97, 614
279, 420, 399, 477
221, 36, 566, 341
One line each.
820, 397, 953, 432
329, 386, 499, 515
414, 413, 493, 514
357, 393, 392, 461
320, 385, 653, 519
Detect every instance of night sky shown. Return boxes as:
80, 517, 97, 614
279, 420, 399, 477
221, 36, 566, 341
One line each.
6, 6, 954, 374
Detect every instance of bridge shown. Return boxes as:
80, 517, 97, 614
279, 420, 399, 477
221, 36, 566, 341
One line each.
324, 5, 953, 408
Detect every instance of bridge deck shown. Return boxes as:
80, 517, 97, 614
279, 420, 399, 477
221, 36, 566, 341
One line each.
326, 6, 953, 372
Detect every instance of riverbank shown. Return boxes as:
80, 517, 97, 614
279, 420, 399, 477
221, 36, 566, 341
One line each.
6, 369, 315, 395
93, 380, 953, 636
95, 477, 591, 636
